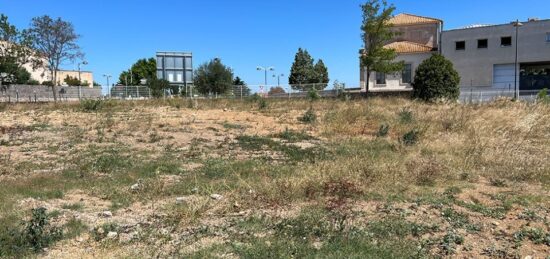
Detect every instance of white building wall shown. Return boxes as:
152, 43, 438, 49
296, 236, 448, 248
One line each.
362, 52, 434, 92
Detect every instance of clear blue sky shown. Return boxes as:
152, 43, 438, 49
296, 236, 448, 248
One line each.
2, 0, 549, 92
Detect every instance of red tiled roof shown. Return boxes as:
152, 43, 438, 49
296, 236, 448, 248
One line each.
383, 41, 434, 54
389, 13, 442, 26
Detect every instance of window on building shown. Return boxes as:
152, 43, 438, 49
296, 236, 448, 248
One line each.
156, 57, 163, 69
455, 41, 466, 50
478, 39, 488, 49
501, 36, 512, 47
185, 70, 193, 82
167, 72, 174, 82
185, 57, 193, 69
401, 64, 412, 84
176, 72, 183, 82
156, 71, 163, 80
175, 58, 183, 69
375, 72, 386, 85
546, 33, 550, 42
165, 57, 175, 68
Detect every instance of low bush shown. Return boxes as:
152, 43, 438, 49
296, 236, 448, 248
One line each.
308, 89, 321, 101
401, 129, 419, 146
80, 99, 103, 112
299, 108, 317, 123
537, 88, 549, 104
376, 124, 390, 137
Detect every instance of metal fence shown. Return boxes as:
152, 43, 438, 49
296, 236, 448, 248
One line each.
459, 88, 542, 104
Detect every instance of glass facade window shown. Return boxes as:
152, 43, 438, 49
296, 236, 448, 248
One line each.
185, 57, 193, 69
157, 71, 163, 79
176, 72, 183, 82
376, 72, 386, 85
156, 57, 163, 69
185, 71, 193, 82
167, 72, 174, 82
175, 58, 184, 69
165, 57, 175, 68
401, 64, 412, 84
546, 33, 550, 42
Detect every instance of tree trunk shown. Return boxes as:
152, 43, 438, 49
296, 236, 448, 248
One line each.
51, 70, 57, 102
365, 67, 370, 98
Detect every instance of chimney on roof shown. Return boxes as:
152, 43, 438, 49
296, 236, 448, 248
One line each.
528, 17, 539, 22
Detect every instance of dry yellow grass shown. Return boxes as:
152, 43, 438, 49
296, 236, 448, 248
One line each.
0, 97, 549, 258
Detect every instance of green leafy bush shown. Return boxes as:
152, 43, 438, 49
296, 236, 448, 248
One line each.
537, 88, 549, 104
401, 129, 419, 146
299, 108, 317, 123
413, 54, 460, 102
26, 79, 40, 85
25, 207, 62, 251
258, 98, 268, 110
80, 99, 103, 112
308, 88, 321, 101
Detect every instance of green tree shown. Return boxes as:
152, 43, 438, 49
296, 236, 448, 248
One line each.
15, 67, 31, 84
360, 0, 403, 95
0, 14, 40, 89
289, 48, 329, 91
194, 58, 233, 96
233, 76, 251, 97
29, 15, 82, 102
314, 59, 329, 89
64, 75, 81, 86
412, 54, 460, 102
118, 58, 156, 85
147, 78, 170, 98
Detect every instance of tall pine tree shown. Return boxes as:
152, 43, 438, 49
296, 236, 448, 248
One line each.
289, 48, 329, 91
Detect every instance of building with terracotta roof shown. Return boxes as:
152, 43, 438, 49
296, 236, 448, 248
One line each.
360, 13, 442, 92
361, 14, 550, 94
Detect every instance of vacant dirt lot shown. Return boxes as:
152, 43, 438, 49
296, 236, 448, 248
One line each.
1, 98, 549, 258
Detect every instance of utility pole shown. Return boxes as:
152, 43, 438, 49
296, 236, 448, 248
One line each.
77, 61, 88, 100
513, 19, 523, 100
103, 74, 112, 98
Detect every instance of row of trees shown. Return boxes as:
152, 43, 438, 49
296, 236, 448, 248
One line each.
0, 14, 83, 101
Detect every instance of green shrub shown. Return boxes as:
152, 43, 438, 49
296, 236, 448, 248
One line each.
413, 54, 460, 102
299, 108, 317, 123
376, 124, 390, 137
26, 79, 40, 85
401, 129, 419, 146
307, 89, 321, 101
41, 81, 54, 87
80, 99, 103, 112
258, 98, 268, 110
24, 207, 62, 251
247, 93, 262, 102
398, 108, 414, 124
537, 88, 549, 104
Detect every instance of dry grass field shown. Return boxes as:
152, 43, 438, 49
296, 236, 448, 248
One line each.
0, 97, 549, 258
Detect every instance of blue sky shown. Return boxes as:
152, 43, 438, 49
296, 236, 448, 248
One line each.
1, 0, 549, 92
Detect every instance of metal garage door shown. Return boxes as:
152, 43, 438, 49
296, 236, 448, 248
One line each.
493, 64, 515, 89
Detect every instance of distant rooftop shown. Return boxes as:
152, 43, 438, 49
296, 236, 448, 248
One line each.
389, 13, 442, 26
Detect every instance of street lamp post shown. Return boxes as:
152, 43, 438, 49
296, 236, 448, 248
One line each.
103, 74, 112, 98
273, 73, 284, 87
77, 61, 88, 100
256, 66, 275, 92
513, 19, 523, 100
